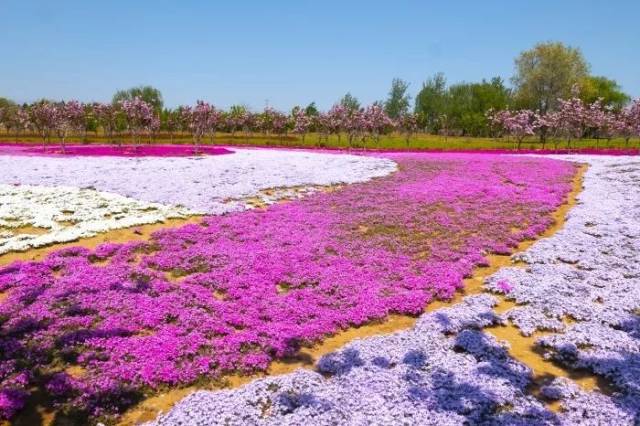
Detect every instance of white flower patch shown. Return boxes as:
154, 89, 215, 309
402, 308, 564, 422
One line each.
0, 149, 397, 214
0, 149, 395, 254
0, 184, 192, 254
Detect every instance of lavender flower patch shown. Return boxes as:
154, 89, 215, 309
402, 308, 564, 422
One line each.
151, 295, 558, 426
485, 155, 640, 422
0, 184, 192, 254
0, 149, 397, 214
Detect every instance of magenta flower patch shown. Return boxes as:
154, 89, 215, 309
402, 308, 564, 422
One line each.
0, 153, 576, 419
496, 279, 513, 294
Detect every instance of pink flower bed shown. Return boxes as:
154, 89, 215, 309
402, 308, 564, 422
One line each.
0, 153, 576, 420
0, 143, 233, 157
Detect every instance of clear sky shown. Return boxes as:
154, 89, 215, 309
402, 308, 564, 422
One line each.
1, 0, 638, 110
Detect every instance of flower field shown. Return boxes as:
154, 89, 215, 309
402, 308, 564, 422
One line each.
0, 148, 580, 423
0, 147, 638, 426
4, 2, 640, 424
152, 155, 640, 425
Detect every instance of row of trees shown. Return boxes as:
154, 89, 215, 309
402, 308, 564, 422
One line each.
0, 97, 419, 152
412, 42, 631, 136
1, 90, 639, 152
488, 86, 640, 150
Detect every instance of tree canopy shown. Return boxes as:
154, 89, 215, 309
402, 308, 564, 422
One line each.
579, 75, 630, 110
339, 92, 361, 112
112, 85, 164, 112
384, 78, 411, 119
512, 41, 590, 113
415, 74, 511, 136
414, 73, 447, 131
0, 97, 17, 110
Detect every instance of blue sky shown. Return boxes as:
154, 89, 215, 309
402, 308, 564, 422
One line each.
1, 0, 638, 110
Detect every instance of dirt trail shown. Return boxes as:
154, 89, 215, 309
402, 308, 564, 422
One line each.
0, 218, 201, 267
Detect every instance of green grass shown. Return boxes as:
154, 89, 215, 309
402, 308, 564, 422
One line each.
2, 132, 639, 152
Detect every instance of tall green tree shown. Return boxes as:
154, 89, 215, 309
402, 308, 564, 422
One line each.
443, 78, 512, 136
414, 73, 447, 132
339, 92, 361, 112
512, 41, 589, 113
0, 97, 16, 109
304, 102, 319, 116
112, 85, 164, 112
579, 75, 630, 110
384, 78, 411, 118
415, 74, 511, 136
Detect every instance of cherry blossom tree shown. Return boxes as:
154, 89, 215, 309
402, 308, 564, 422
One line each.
242, 112, 257, 140
257, 107, 288, 143
29, 101, 59, 151
631, 99, 640, 147
554, 94, 587, 150
120, 97, 154, 149
533, 111, 558, 150
488, 109, 538, 150
184, 101, 214, 153
345, 108, 364, 148
398, 113, 419, 146
93, 103, 121, 145
0, 107, 6, 133
225, 105, 248, 136
257, 106, 275, 136
313, 112, 331, 146
206, 106, 222, 143
327, 104, 347, 144
615, 99, 640, 148
583, 99, 618, 148
149, 115, 161, 144
363, 104, 394, 146
271, 110, 288, 142
291, 107, 311, 143
56, 100, 85, 153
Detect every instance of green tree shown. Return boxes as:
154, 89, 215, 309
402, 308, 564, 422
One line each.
512, 41, 589, 113
304, 102, 319, 116
0, 97, 16, 109
83, 103, 98, 137
579, 76, 630, 110
415, 75, 511, 136
384, 78, 411, 118
229, 104, 248, 115
339, 92, 360, 112
449, 77, 511, 136
112, 85, 164, 112
414, 73, 447, 133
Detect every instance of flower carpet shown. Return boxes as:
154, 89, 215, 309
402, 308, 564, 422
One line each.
152, 156, 640, 426
0, 152, 578, 422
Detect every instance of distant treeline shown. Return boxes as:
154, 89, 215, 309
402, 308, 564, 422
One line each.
0, 41, 636, 145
